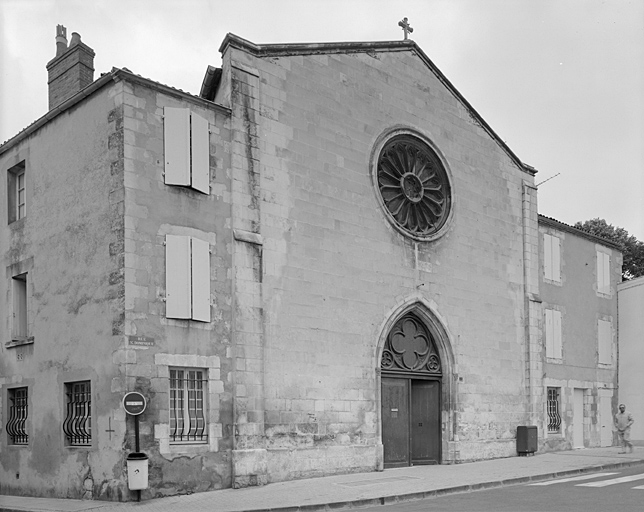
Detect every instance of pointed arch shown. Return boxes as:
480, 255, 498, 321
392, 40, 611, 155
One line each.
375, 295, 456, 377
375, 295, 458, 466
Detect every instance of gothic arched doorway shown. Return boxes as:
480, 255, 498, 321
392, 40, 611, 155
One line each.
380, 312, 442, 467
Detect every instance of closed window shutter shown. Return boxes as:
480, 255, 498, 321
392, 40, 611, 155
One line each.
190, 112, 210, 194
166, 235, 191, 319
598, 320, 612, 364
544, 234, 552, 280
553, 310, 562, 359
602, 253, 610, 293
545, 309, 554, 357
551, 237, 561, 283
12, 276, 27, 338
191, 238, 211, 322
164, 107, 191, 187
596, 252, 611, 294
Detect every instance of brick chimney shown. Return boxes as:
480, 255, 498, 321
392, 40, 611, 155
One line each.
46, 25, 96, 110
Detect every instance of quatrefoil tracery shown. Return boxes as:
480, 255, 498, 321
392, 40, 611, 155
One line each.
381, 315, 442, 374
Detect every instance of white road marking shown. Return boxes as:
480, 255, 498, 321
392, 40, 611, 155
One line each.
529, 472, 619, 486
577, 473, 644, 487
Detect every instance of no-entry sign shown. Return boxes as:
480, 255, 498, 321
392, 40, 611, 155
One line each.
122, 391, 147, 416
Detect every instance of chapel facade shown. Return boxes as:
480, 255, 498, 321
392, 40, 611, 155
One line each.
0, 29, 621, 500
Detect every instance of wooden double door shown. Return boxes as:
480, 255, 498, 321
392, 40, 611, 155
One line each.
381, 376, 441, 468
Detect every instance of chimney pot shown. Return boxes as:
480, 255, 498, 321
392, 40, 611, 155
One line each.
55, 24, 68, 57
70, 32, 81, 46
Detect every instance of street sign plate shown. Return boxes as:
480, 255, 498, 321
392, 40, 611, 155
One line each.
122, 391, 147, 416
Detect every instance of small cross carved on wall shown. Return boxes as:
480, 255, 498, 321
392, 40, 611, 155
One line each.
398, 17, 413, 39
105, 417, 116, 440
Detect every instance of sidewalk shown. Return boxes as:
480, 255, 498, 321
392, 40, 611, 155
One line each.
2, 447, 643, 512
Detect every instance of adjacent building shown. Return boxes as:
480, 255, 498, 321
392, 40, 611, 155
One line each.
617, 276, 644, 444
538, 216, 621, 451
0, 28, 622, 501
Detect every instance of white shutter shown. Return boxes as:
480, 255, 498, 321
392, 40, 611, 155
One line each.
545, 309, 554, 358
544, 234, 552, 280
552, 237, 561, 283
602, 253, 610, 294
191, 237, 211, 322
553, 310, 562, 359
165, 235, 192, 319
598, 319, 612, 364
12, 275, 27, 337
190, 112, 210, 194
164, 107, 190, 187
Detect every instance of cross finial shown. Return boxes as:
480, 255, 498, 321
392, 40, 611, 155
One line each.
398, 17, 413, 40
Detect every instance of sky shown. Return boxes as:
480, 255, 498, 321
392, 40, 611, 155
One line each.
1, 0, 642, 240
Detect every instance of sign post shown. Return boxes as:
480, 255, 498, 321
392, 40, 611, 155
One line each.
122, 392, 148, 496
122, 391, 146, 451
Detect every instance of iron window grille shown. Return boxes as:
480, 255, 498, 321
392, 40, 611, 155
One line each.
63, 381, 92, 446
7, 387, 28, 445
170, 368, 207, 443
547, 387, 562, 434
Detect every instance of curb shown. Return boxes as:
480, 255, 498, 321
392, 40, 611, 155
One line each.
241, 459, 644, 512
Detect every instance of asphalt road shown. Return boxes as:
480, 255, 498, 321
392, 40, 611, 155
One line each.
357, 464, 644, 512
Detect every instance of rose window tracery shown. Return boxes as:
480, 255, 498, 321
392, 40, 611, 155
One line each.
381, 314, 441, 374
377, 135, 451, 239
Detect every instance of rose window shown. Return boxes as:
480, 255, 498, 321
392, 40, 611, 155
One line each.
377, 135, 451, 239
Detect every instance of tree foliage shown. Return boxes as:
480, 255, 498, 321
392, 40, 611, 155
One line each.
574, 218, 644, 280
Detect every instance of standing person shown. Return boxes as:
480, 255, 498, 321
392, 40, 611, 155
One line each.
614, 404, 635, 453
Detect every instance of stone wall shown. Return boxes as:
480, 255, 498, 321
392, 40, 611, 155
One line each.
0, 85, 124, 498
115, 79, 234, 497
223, 40, 536, 479
0, 75, 235, 500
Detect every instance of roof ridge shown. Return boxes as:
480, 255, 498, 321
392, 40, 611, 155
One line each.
538, 214, 623, 251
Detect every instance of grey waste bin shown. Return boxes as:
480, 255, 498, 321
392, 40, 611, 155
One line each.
517, 426, 538, 455
126, 452, 149, 490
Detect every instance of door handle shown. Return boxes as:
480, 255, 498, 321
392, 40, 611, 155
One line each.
418, 423, 423, 426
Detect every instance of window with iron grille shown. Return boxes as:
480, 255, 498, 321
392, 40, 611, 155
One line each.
7, 387, 28, 445
63, 381, 91, 446
170, 368, 207, 443
547, 387, 562, 434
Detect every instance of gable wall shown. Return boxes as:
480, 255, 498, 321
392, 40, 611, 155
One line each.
228, 44, 536, 479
